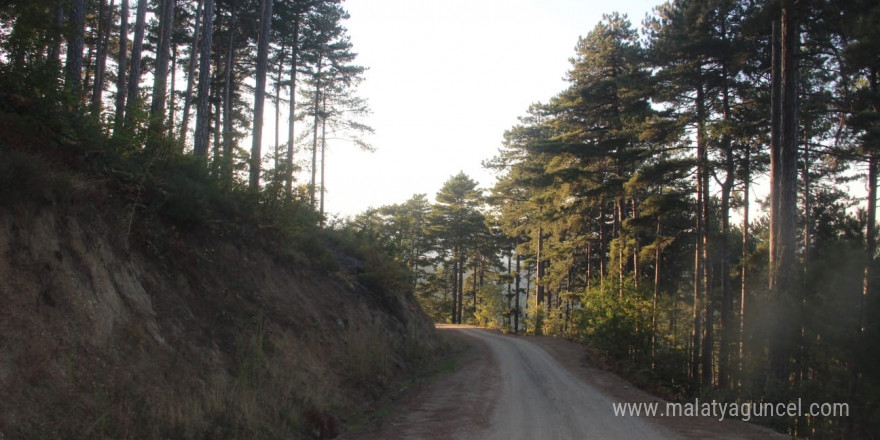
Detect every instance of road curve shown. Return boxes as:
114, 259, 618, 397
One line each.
461, 327, 671, 440
346, 325, 672, 440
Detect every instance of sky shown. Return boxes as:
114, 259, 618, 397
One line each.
317, 0, 662, 218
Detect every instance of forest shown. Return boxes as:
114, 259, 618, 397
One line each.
342, 1, 879, 439
0, 0, 878, 438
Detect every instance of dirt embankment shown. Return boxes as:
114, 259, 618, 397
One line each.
0, 120, 438, 439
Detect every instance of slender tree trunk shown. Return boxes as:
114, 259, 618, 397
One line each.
90, 0, 114, 115
616, 197, 624, 298
652, 220, 661, 367
113, 0, 129, 132
599, 200, 607, 290
740, 147, 751, 386
451, 258, 458, 323
719, 69, 735, 390
64, 0, 86, 96
586, 241, 592, 292
286, 15, 301, 196
458, 253, 465, 323
697, 79, 713, 388
536, 227, 545, 305
149, 0, 176, 142
514, 252, 521, 334
633, 198, 640, 288
319, 94, 327, 220
310, 60, 323, 206
525, 264, 532, 310
803, 148, 811, 271
48, 1, 64, 67
179, 0, 203, 146
249, 0, 274, 190
769, 19, 782, 292
168, 45, 177, 137
507, 249, 513, 330
193, 0, 215, 158
213, 97, 221, 165
274, 45, 285, 171
124, 0, 147, 129
692, 88, 705, 387
769, 1, 800, 384
221, 0, 237, 184
472, 261, 478, 311
83, 27, 96, 99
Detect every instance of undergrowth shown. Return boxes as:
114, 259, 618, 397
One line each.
0, 92, 440, 440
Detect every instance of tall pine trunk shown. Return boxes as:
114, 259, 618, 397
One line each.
319, 94, 327, 220
769, 2, 800, 384
718, 62, 735, 390
740, 147, 751, 386
90, 0, 114, 115
193, 0, 215, 157
652, 220, 662, 366
168, 45, 177, 137
124, 0, 147, 129
274, 45, 285, 172
514, 252, 521, 334
48, 1, 64, 67
599, 201, 608, 289
149, 0, 176, 142
249, 0, 274, 190
692, 79, 707, 387
113, 0, 129, 132
179, 0, 204, 146
221, 0, 237, 184
286, 14, 301, 197
64, 0, 86, 96
310, 58, 323, 207
536, 227, 545, 305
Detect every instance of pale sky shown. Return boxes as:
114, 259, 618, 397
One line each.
318, 0, 661, 217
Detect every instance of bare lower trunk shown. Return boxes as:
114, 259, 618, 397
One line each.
310, 61, 322, 207
514, 252, 521, 334
168, 46, 177, 137
49, 1, 64, 66
652, 221, 661, 367
148, 0, 176, 141
249, 0, 274, 190
90, 0, 114, 115
274, 45, 285, 172
64, 0, 86, 96
113, 0, 129, 132
124, 0, 147, 129
286, 16, 301, 196
221, 0, 237, 184
319, 94, 327, 220
739, 148, 750, 386
769, 1, 800, 384
536, 227, 545, 305
193, 0, 215, 157
179, 0, 203, 146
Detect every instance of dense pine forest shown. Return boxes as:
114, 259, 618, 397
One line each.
340, 2, 879, 439
1, 0, 369, 209
1, 0, 879, 438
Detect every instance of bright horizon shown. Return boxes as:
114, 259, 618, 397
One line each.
314, 0, 662, 218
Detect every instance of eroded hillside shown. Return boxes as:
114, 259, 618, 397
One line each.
0, 108, 438, 439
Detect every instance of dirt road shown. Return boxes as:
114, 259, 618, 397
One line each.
464, 327, 671, 439
346, 325, 787, 440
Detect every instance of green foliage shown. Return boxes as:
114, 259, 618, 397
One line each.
576, 281, 652, 362
325, 220, 414, 296
473, 285, 507, 329
0, 149, 74, 206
